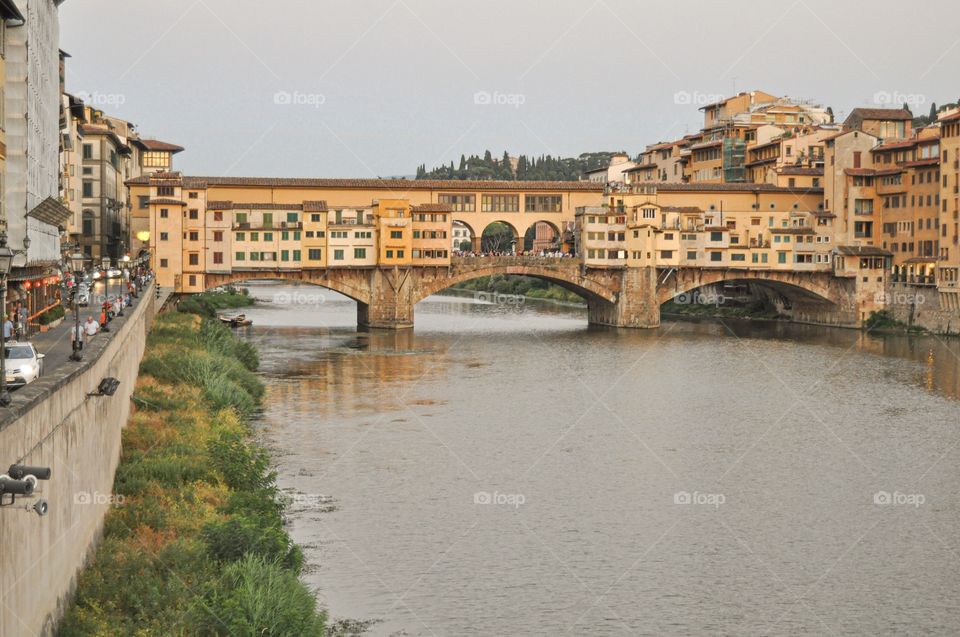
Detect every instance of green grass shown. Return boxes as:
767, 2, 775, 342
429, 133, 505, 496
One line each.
178, 286, 255, 318
57, 310, 326, 637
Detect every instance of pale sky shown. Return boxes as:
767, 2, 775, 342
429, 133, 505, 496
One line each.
60, 0, 960, 178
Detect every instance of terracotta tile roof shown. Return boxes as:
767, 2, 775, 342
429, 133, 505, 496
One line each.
660, 206, 703, 213
412, 203, 453, 212
846, 108, 913, 121
836, 245, 892, 257
770, 227, 816, 234
939, 111, 960, 122
901, 158, 940, 168
126, 175, 605, 191
844, 168, 876, 177
811, 211, 837, 218
689, 140, 723, 151
656, 182, 823, 194
780, 166, 823, 176
872, 138, 917, 151
149, 198, 187, 206
875, 167, 904, 176
134, 139, 185, 153
303, 201, 328, 212
623, 164, 658, 173
231, 203, 306, 210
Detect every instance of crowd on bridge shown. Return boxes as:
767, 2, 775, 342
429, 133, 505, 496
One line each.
453, 249, 576, 259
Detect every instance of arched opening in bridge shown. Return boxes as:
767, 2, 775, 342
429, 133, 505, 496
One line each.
659, 278, 836, 321
521, 221, 563, 253
452, 221, 475, 252
480, 221, 520, 253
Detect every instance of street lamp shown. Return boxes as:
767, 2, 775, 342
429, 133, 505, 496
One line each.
68, 252, 87, 362
0, 232, 16, 406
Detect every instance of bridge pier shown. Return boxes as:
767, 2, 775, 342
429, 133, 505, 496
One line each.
587, 266, 661, 329
358, 267, 415, 329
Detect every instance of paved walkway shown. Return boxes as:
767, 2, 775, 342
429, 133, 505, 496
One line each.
9, 282, 163, 390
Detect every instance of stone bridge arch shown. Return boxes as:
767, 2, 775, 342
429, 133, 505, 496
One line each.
656, 268, 859, 326
414, 258, 621, 305
204, 269, 373, 305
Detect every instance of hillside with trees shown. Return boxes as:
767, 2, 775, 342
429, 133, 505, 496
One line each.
415, 150, 622, 181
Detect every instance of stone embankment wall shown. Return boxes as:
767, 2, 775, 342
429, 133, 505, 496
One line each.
886, 284, 960, 335
0, 284, 157, 637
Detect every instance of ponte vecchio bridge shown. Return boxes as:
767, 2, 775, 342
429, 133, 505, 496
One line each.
204, 257, 868, 329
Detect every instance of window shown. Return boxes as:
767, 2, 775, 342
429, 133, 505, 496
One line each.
292, 250, 301, 261
778, 252, 787, 264
251, 232, 259, 241
731, 253, 746, 262
308, 248, 322, 260
642, 208, 656, 219
160, 232, 169, 241
386, 250, 393, 258
188, 253, 199, 266
138, 195, 150, 209
213, 231, 223, 242
213, 252, 223, 264
188, 192, 199, 199
188, 275, 196, 287
82, 144, 93, 160
213, 211, 223, 222
262, 213, 273, 228
525, 195, 562, 212
686, 251, 697, 260
390, 230, 403, 239
235, 252, 245, 261
333, 249, 344, 260
710, 231, 723, 241
439, 194, 475, 212
189, 209, 198, 220
263, 232, 273, 241
82, 181, 93, 197
311, 213, 322, 222
354, 248, 366, 259
143, 152, 170, 168
188, 231, 199, 241
481, 194, 519, 212
160, 258, 169, 268
710, 252, 722, 262
286, 212, 298, 223
281, 231, 289, 241
397, 250, 404, 258
236, 213, 248, 224
236, 232, 245, 241
157, 186, 175, 196
281, 250, 289, 262
160, 208, 169, 219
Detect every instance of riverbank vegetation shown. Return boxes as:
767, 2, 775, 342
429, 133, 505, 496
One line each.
864, 310, 929, 334
452, 274, 585, 304
57, 307, 326, 636
176, 285, 254, 317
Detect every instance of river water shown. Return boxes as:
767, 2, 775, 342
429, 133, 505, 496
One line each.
238, 282, 960, 636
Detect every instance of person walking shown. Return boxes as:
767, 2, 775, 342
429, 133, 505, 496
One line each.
84, 316, 99, 338
71, 320, 85, 352
2, 314, 13, 342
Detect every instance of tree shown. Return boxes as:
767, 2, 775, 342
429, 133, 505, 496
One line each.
929, 102, 938, 121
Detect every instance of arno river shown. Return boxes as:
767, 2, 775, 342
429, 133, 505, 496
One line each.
240, 282, 960, 636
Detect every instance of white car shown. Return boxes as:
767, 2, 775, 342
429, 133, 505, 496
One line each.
106, 268, 122, 279
5, 343, 45, 388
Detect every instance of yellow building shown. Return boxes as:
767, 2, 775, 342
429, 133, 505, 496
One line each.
374, 198, 412, 266
939, 109, 960, 310
128, 173, 602, 292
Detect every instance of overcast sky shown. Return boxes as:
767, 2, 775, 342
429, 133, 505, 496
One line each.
61, 0, 960, 178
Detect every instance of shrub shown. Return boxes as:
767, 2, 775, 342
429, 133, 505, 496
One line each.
202, 516, 303, 572
207, 430, 274, 492
38, 304, 66, 325
192, 555, 325, 637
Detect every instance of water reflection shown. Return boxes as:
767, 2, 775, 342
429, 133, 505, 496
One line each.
240, 282, 960, 636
